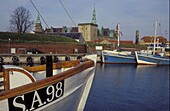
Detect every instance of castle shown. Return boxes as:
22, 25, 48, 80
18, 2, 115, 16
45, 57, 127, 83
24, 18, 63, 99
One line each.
34, 5, 117, 43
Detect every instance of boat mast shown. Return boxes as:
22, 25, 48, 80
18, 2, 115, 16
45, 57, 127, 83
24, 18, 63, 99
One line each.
153, 20, 158, 55
116, 23, 120, 50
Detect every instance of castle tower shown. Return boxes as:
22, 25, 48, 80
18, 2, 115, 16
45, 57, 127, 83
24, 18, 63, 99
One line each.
78, 23, 98, 41
92, 4, 97, 24
35, 15, 43, 33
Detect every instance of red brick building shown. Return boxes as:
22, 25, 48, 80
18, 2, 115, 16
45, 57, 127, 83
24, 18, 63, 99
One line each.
139, 36, 167, 45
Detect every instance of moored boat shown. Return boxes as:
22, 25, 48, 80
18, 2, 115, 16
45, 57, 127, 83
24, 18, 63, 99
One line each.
102, 24, 136, 64
135, 51, 170, 65
0, 54, 97, 111
135, 21, 170, 65
102, 50, 136, 64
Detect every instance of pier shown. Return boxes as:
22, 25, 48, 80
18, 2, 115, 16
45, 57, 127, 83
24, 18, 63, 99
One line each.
0, 54, 102, 65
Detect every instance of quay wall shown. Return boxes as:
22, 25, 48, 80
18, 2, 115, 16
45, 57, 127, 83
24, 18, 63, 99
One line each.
0, 53, 101, 64
0, 54, 84, 64
0, 42, 87, 54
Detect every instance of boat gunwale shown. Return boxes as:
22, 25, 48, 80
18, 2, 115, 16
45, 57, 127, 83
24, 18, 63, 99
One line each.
0, 59, 94, 101
24, 60, 80, 72
137, 53, 170, 61
102, 62, 136, 64
103, 54, 135, 59
135, 51, 170, 65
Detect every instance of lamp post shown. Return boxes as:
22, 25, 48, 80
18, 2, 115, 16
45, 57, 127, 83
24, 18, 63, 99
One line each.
8, 38, 11, 54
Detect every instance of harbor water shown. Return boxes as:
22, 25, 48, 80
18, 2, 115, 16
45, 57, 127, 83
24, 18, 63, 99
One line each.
84, 64, 169, 111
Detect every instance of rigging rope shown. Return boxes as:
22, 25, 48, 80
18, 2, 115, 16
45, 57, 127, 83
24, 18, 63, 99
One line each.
59, 0, 77, 26
30, 0, 49, 28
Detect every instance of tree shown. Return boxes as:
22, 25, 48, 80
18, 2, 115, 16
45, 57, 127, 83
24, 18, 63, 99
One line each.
9, 6, 34, 33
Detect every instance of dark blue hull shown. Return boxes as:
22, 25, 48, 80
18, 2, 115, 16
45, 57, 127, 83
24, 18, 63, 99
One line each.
135, 51, 170, 65
102, 54, 136, 64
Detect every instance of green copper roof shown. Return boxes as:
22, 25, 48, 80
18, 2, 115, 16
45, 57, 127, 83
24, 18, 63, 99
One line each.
92, 4, 97, 24
36, 15, 41, 24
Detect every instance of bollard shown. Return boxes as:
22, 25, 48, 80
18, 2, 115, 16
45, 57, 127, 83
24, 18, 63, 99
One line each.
46, 56, 53, 77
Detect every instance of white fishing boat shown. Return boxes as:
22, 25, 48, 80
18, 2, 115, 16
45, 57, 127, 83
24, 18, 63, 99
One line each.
0, 54, 97, 111
102, 49, 136, 64
102, 24, 136, 64
135, 21, 170, 65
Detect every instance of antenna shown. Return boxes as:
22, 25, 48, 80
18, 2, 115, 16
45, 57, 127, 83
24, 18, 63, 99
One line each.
30, 0, 49, 28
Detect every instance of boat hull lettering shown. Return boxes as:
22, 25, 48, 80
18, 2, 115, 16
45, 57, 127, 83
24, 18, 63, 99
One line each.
8, 80, 64, 111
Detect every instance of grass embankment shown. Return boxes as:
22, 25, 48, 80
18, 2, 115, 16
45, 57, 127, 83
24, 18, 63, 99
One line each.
0, 32, 78, 43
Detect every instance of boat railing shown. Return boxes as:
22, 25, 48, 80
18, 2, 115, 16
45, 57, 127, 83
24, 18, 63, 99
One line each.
0, 59, 94, 101
24, 60, 80, 73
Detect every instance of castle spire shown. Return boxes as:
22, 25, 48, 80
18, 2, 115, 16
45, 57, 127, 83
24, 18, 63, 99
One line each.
36, 14, 41, 24
35, 14, 43, 33
92, 4, 97, 24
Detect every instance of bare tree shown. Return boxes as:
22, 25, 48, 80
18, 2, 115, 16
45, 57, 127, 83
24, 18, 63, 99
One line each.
9, 6, 34, 33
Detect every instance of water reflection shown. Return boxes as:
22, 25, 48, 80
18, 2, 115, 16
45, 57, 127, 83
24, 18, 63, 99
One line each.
85, 64, 169, 111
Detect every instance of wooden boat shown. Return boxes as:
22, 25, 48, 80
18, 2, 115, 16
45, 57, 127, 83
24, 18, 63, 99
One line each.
0, 54, 97, 111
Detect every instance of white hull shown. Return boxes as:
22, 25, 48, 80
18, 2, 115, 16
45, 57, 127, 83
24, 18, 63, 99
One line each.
137, 59, 156, 65
135, 51, 169, 65
102, 50, 136, 64
37, 67, 95, 111
0, 55, 97, 111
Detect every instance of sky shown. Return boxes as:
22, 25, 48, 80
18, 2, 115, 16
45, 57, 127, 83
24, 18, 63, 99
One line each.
0, 0, 169, 41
